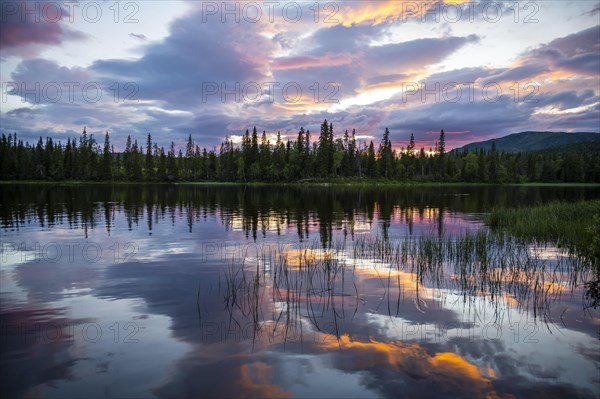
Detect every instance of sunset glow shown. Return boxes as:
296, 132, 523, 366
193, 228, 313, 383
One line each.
1, 1, 598, 150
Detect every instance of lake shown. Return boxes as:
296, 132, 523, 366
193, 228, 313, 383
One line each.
1, 184, 599, 399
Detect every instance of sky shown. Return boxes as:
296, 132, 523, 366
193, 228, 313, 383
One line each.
1, 0, 599, 151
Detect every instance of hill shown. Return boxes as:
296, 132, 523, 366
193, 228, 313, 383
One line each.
535, 139, 600, 155
454, 132, 600, 153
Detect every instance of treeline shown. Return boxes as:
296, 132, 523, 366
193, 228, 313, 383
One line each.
1, 120, 599, 183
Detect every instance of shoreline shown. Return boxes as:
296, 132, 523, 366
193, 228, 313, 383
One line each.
1, 180, 599, 188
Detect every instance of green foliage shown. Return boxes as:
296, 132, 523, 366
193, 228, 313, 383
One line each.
2, 123, 600, 183
487, 200, 600, 308
457, 131, 600, 153
584, 214, 600, 308
487, 200, 600, 253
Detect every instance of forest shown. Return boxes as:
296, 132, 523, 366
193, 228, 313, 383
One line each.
1, 120, 599, 183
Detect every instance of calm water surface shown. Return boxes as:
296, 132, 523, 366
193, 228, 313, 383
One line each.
1, 184, 599, 399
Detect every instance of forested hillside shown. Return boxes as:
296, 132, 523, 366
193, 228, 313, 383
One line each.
455, 131, 600, 153
2, 122, 599, 183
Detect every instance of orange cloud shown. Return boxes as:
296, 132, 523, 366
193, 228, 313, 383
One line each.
315, 334, 501, 397
271, 54, 355, 70
238, 362, 291, 399
337, 0, 474, 26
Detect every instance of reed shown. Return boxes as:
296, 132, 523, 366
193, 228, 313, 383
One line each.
205, 224, 597, 345
486, 200, 600, 260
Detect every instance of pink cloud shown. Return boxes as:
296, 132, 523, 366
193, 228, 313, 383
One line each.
0, 1, 87, 57
271, 54, 355, 70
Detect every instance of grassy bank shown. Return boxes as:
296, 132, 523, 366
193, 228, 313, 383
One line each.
487, 200, 600, 307
486, 200, 600, 255
2, 179, 599, 188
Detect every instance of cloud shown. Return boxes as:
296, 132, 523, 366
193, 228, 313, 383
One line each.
129, 33, 147, 41
363, 26, 600, 147
0, 305, 92, 398
91, 10, 276, 111
271, 54, 355, 70
333, 0, 478, 27
5, 107, 42, 117
8, 58, 93, 102
523, 25, 600, 76
270, 30, 480, 112
1, 4, 598, 151
313, 335, 497, 399
0, 0, 87, 57
584, 3, 600, 16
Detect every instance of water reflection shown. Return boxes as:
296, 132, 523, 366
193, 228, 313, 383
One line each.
1, 184, 598, 398
2, 184, 599, 243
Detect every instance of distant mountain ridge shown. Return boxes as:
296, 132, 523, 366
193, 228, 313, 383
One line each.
454, 131, 600, 153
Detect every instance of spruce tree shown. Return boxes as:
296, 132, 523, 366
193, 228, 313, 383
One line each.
103, 132, 112, 180
146, 134, 154, 180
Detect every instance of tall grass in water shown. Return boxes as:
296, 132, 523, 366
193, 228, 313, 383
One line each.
486, 200, 600, 258
486, 200, 600, 307
207, 226, 597, 347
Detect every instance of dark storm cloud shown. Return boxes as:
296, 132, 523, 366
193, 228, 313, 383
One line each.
481, 64, 548, 86
6, 107, 42, 117
90, 9, 275, 111
367, 35, 479, 73
524, 25, 600, 76
0, 0, 87, 57
5, 58, 98, 111
534, 89, 596, 109
379, 94, 533, 148
0, 306, 92, 398
304, 23, 386, 54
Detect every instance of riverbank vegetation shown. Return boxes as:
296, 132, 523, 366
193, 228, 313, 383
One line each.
487, 200, 600, 258
486, 200, 600, 307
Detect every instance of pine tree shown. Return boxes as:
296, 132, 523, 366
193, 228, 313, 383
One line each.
131, 139, 142, 179
318, 119, 334, 177
346, 129, 357, 176
366, 141, 377, 177
167, 141, 177, 180
379, 128, 393, 178
273, 132, 286, 181
103, 132, 112, 180
251, 126, 259, 165
35, 136, 44, 179
146, 133, 154, 180
185, 134, 195, 180
259, 131, 271, 180
43, 137, 54, 179
407, 133, 415, 156
488, 141, 499, 183
436, 130, 446, 180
